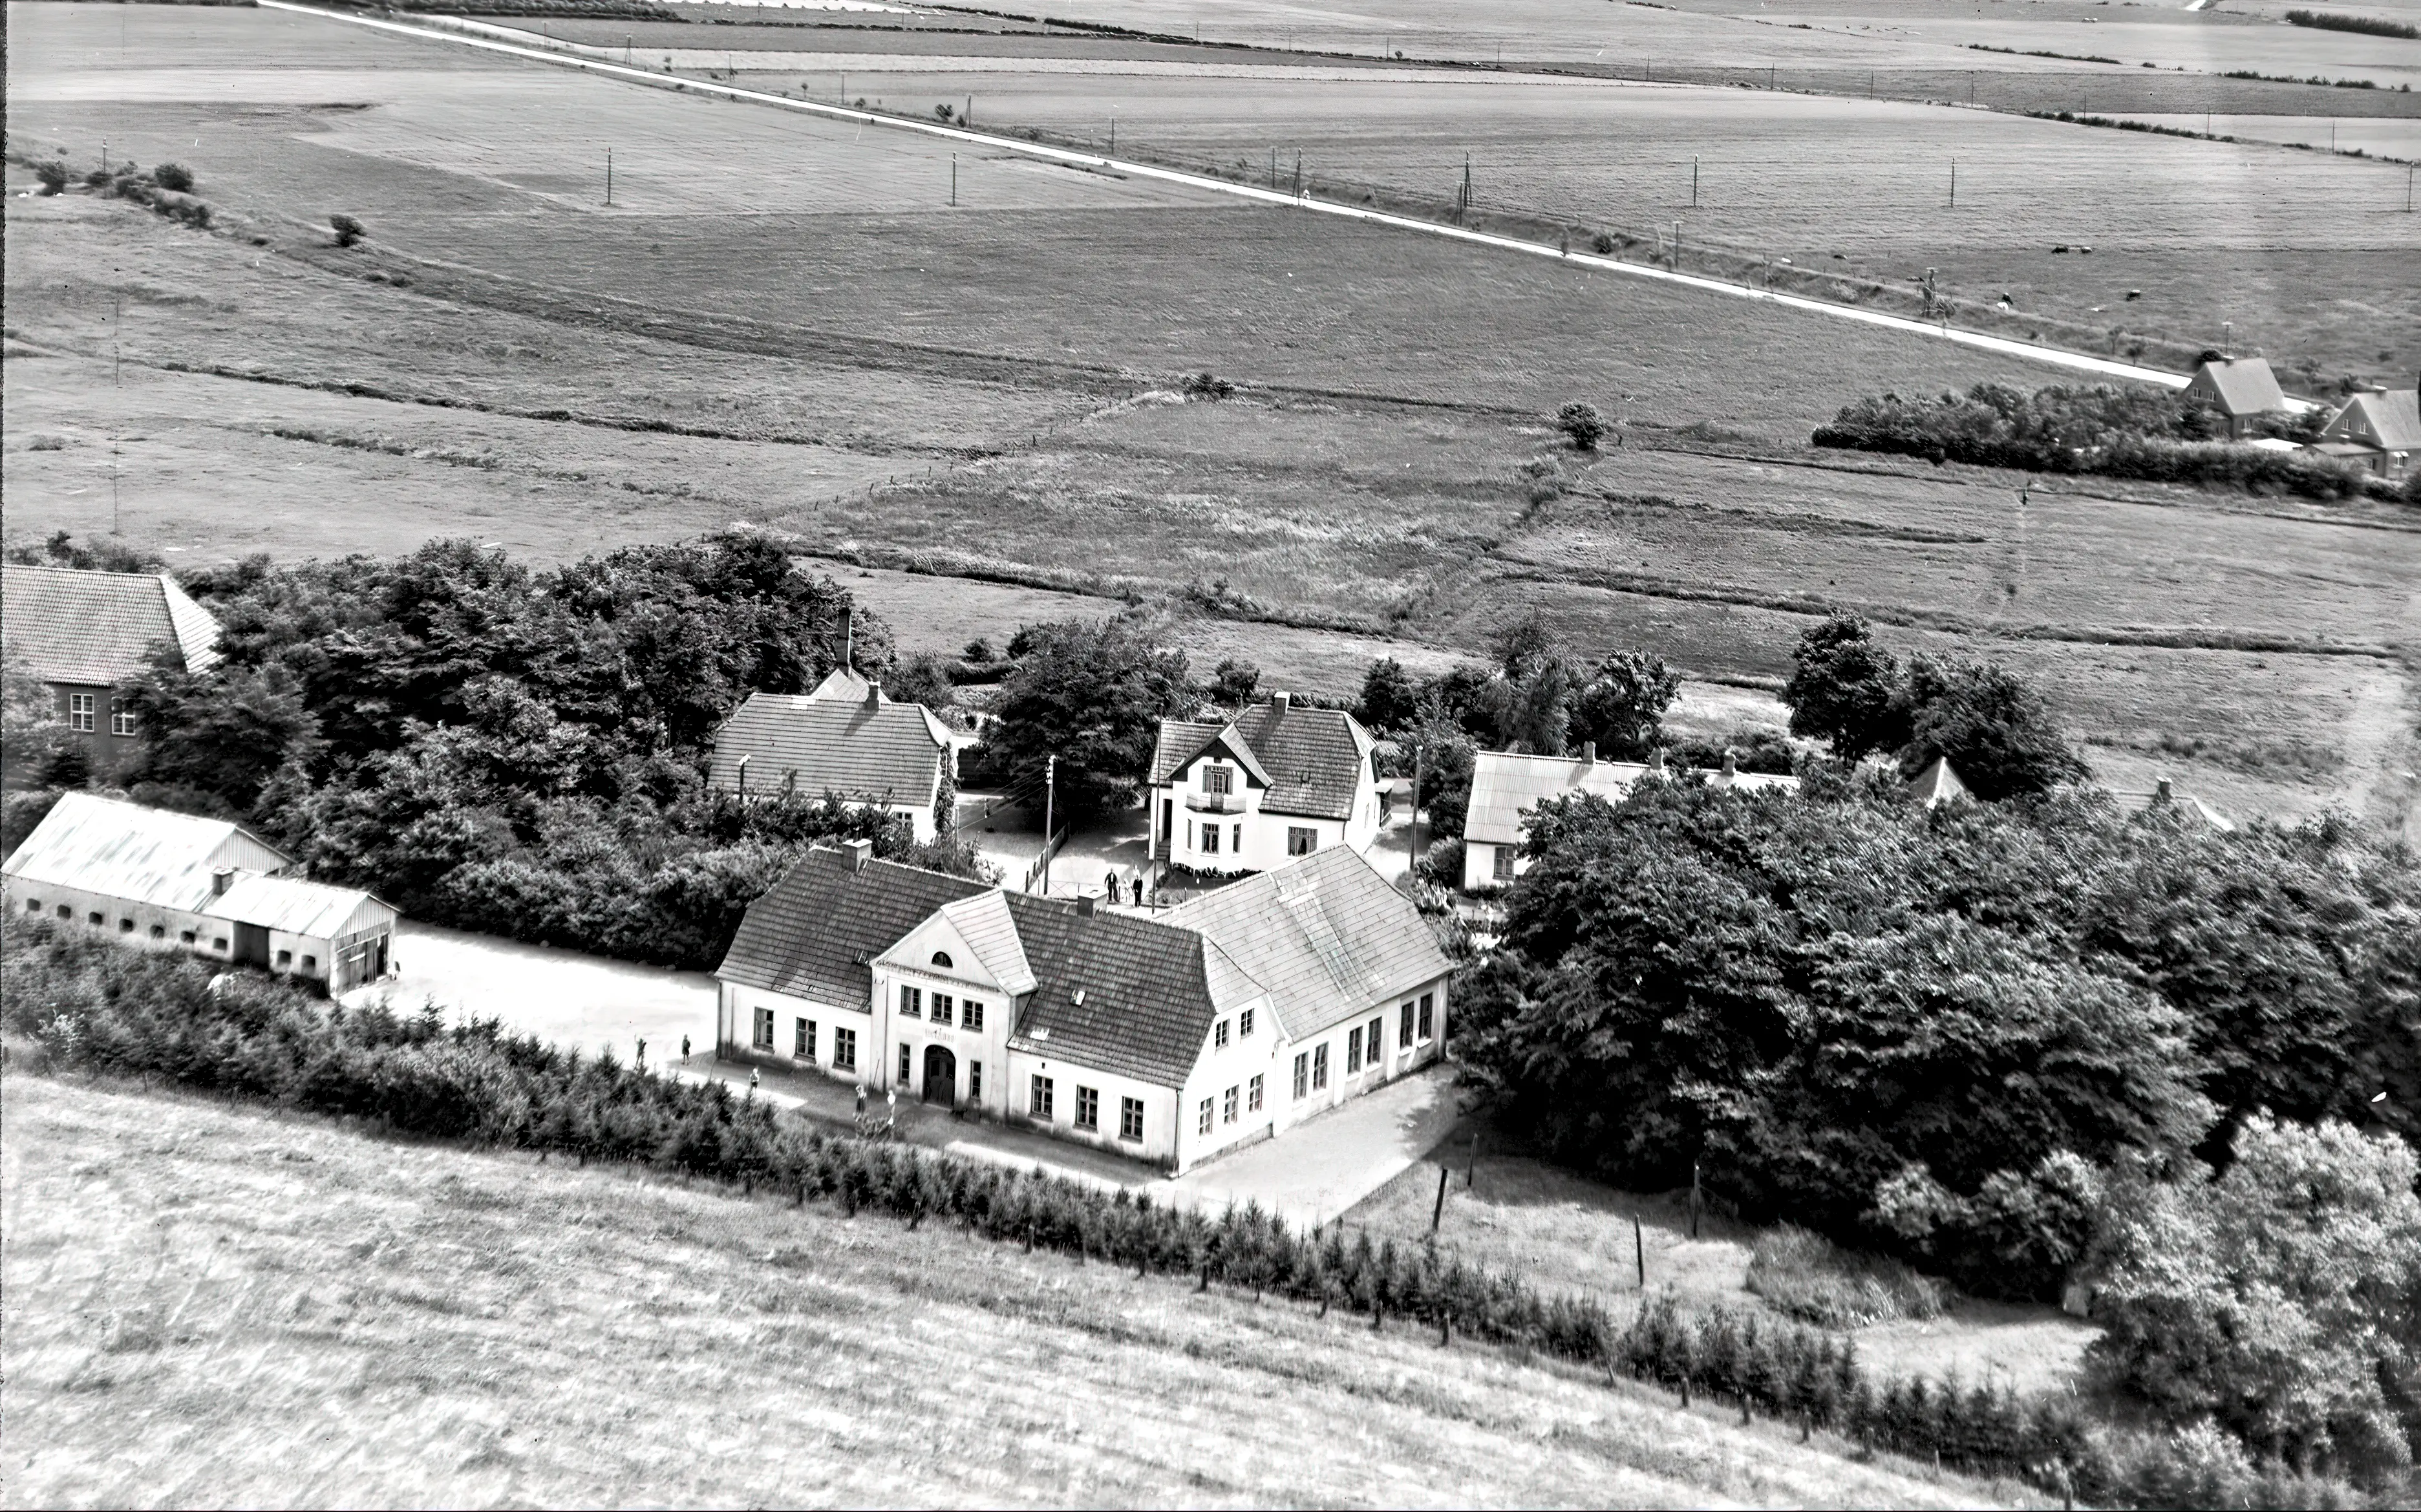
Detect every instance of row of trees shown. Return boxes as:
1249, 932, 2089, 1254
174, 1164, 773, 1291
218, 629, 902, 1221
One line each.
6, 923, 2389, 1507
1811, 381, 2401, 502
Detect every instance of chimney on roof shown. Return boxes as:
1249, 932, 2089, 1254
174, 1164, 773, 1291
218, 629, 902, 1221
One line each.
1273, 690, 1291, 713
838, 604, 853, 672
866, 681, 882, 709
1648, 749, 1667, 776
736, 752, 751, 793
842, 838, 873, 872
211, 868, 234, 897
1721, 749, 1738, 776
1078, 893, 1096, 917
2154, 777, 2173, 805
1579, 740, 1596, 765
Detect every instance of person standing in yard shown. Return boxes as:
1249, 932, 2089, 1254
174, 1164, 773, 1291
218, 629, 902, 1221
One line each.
749, 1067, 760, 1097
1105, 868, 1120, 906
636, 1036, 646, 1071
681, 1034, 690, 1061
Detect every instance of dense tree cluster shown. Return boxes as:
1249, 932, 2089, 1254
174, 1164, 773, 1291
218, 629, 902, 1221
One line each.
965, 615, 1199, 824
60, 534, 985, 969
1812, 381, 2385, 500
1783, 615, 2085, 800
8, 924, 2378, 1509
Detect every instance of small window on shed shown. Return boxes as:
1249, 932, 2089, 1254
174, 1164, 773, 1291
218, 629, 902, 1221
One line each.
87, 911, 103, 926
275, 950, 293, 968
56, 904, 70, 919
150, 925, 166, 940
23, 899, 39, 914
118, 918, 134, 933
931, 950, 953, 969
301, 955, 317, 971
212, 937, 228, 952
180, 931, 197, 945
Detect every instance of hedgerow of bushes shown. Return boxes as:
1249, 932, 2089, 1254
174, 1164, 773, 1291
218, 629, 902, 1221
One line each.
0, 925, 2371, 1510
1813, 382, 2387, 501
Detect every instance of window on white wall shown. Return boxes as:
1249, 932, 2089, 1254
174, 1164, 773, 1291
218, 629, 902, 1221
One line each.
1075, 1086, 1100, 1131
1230, 823, 1243, 853
899, 1045, 912, 1084
1292, 1052, 1308, 1100
1347, 1026, 1363, 1073
1223, 1087, 1239, 1124
899, 985, 923, 1017
1400, 1001, 1416, 1050
1204, 765, 1232, 796
1418, 992, 1434, 1041
1493, 846, 1517, 882
1248, 1074, 1264, 1113
753, 1008, 775, 1049
795, 1018, 816, 1059
969, 1060, 983, 1101
1197, 1098, 1213, 1135
1312, 1044, 1328, 1090
1367, 1017, 1384, 1068
1239, 1007, 1254, 1038
932, 993, 954, 1027
1030, 1076, 1054, 1119
1214, 1019, 1230, 1050
1202, 825, 1219, 855
833, 1027, 857, 1070
1287, 827, 1316, 856
1119, 1096, 1144, 1141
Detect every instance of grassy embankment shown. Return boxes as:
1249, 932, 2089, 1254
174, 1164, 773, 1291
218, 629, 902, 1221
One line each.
1, 1071, 2017, 1509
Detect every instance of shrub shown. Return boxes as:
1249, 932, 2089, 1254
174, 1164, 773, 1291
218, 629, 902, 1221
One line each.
1747, 1225, 1948, 1327
2285, 7, 2416, 37
1666, 729, 1797, 775
1590, 231, 1616, 255
330, 214, 366, 248
34, 160, 69, 195
151, 162, 195, 192
1555, 401, 1608, 451
1182, 372, 1235, 399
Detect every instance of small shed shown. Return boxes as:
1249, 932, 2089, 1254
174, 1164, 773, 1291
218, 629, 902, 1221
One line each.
2182, 357, 2288, 438
204, 874, 399, 990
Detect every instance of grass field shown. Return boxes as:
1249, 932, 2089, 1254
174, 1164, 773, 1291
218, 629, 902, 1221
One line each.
0, 1071, 2025, 1508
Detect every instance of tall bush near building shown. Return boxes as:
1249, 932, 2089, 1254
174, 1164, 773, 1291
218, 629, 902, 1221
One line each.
968, 615, 1195, 823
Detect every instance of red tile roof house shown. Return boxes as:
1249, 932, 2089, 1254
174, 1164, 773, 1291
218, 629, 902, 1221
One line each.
707, 672, 955, 842
2181, 356, 2288, 439
1146, 693, 1382, 876
713, 841, 1450, 1173
1, 564, 223, 782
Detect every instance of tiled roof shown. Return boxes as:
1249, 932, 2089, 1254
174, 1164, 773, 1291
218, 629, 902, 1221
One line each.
935, 890, 1036, 994
1906, 756, 1972, 808
1162, 847, 1451, 1043
2184, 357, 2286, 418
715, 846, 989, 1007
2321, 390, 2421, 453
1003, 893, 1252, 1088
2, 792, 289, 913
1465, 750, 1799, 846
709, 690, 947, 807
204, 875, 394, 938
1150, 699, 1372, 821
1, 565, 222, 686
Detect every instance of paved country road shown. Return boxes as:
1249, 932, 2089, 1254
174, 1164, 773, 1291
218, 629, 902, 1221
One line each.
260, 0, 2205, 395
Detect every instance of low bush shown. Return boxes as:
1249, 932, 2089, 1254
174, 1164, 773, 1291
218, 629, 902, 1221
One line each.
151, 162, 195, 193
1746, 1225, 1948, 1328
1556, 401, 1608, 451
10, 923, 2362, 1509
330, 214, 365, 248
34, 160, 68, 195
2285, 8, 2416, 38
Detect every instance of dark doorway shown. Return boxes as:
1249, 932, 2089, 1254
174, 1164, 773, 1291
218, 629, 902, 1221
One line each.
232, 922, 270, 968
922, 1045, 957, 1108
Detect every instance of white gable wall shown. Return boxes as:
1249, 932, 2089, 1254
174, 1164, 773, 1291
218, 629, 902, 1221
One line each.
873, 910, 1018, 1115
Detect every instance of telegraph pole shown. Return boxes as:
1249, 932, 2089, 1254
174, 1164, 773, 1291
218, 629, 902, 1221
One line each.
1692, 154, 1699, 209
1041, 754, 1057, 895
950, 152, 957, 207
605, 148, 613, 207
1409, 742, 1424, 866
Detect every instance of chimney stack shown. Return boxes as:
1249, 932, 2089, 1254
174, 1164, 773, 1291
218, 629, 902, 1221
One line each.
842, 838, 873, 872
2155, 777, 2173, 804
1078, 893, 1096, 917
1273, 690, 1291, 713
1648, 750, 1667, 775
211, 868, 235, 897
865, 681, 882, 709
1721, 749, 1738, 776
838, 604, 853, 672
1579, 741, 1596, 764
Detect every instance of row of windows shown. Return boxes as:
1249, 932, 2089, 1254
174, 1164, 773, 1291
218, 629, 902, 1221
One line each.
62, 693, 138, 737
1184, 822, 1321, 857
897, 985, 985, 1030
751, 1008, 858, 1070
1211, 1006, 1255, 1050
1196, 1074, 1266, 1135
1288, 993, 1436, 1099
21, 899, 251, 957
1030, 1076, 1145, 1141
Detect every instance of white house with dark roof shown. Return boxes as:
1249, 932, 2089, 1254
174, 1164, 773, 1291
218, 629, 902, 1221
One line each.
0, 564, 222, 779
1462, 745, 1799, 891
3, 793, 398, 990
714, 841, 1449, 1172
708, 679, 955, 842
1146, 693, 1382, 875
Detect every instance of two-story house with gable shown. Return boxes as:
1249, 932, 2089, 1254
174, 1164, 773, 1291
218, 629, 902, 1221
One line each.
0, 563, 223, 781
713, 841, 1450, 1173
1146, 692, 1381, 875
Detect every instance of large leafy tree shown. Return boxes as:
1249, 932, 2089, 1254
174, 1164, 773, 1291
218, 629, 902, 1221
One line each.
973, 616, 1195, 824
1894, 654, 2085, 800
114, 651, 320, 813
1781, 614, 1908, 761
1568, 651, 1681, 760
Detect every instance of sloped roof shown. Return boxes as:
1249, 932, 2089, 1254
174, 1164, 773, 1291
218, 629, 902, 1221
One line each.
2, 792, 288, 913
1465, 750, 1799, 846
709, 690, 947, 806
1906, 756, 1972, 808
806, 666, 873, 702
1151, 699, 1372, 821
934, 890, 1036, 995
2321, 390, 2421, 453
2111, 782, 2235, 833
1003, 893, 1250, 1088
2184, 357, 2286, 418
1162, 847, 1451, 1043
715, 846, 989, 1007
204, 875, 394, 938
1, 565, 223, 686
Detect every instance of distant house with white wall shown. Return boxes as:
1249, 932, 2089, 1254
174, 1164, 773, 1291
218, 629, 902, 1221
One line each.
1147, 694, 1381, 875
3, 792, 398, 990
2182, 356, 2288, 439
2311, 387, 2420, 478
0, 564, 222, 781
707, 678, 955, 842
714, 841, 1449, 1173
1462, 745, 1799, 891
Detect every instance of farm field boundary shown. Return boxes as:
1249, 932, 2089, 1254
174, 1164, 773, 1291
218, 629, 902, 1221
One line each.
257, 0, 2209, 393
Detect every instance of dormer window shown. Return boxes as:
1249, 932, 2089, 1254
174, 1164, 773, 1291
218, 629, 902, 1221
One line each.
931, 950, 953, 970
1204, 766, 1232, 796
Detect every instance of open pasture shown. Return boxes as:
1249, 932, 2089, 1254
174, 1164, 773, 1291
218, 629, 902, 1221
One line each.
2, 1072, 2010, 1509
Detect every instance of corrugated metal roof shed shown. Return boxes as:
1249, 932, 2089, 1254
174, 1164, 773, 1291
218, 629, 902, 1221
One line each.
204, 875, 394, 938
1162, 847, 1450, 1043
2, 792, 288, 912
707, 690, 948, 807
1, 564, 223, 686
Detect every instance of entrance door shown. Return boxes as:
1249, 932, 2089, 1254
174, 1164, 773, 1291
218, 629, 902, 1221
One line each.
232, 922, 271, 968
922, 1045, 957, 1109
